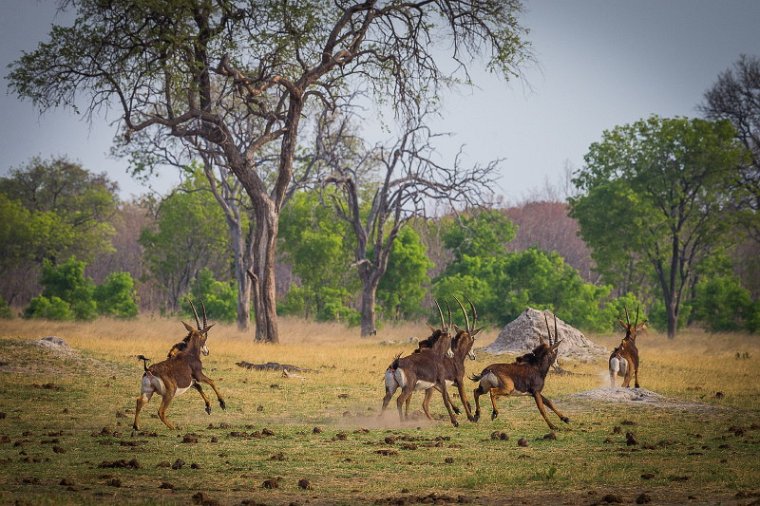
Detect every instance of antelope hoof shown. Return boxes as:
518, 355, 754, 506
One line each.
548, 424, 558, 431
467, 415, 476, 423
219, 399, 227, 410
473, 412, 480, 422
132, 423, 139, 431
205, 405, 212, 415
452, 420, 459, 428
491, 410, 498, 421
453, 406, 461, 415
562, 416, 570, 424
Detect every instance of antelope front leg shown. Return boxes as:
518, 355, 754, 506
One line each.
192, 383, 212, 414
197, 373, 226, 410
456, 381, 475, 422
540, 394, 570, 424
533, 392, 558, 431
439, 382, 459, 427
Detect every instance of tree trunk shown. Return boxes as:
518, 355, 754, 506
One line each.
250, 202, 280, 343
360, 279, 378, 337
666, 299, 678, 339
229, 218, 252, 331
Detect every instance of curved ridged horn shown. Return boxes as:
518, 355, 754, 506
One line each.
201, 302, 208, 329
624, 306, 631, 327
446, 302, 452, 332
466, 298, 478, 327
433, 299, 446, 331
541, 313, 550, 345
453, 296, 470, 333
554, 313, 558, 347
189, 300, 202, 330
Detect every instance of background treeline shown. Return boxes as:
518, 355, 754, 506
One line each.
1, 149, 757, 335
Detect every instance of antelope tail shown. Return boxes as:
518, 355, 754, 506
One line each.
469, 372, 483, 382
390, 352, 403, 370
136, 355, 151, 371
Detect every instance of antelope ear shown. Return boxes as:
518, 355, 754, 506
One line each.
453, 324, 462, 333
471, 328, 482, 338
203, 323, 216, 333
427, 324, 436, 333
617, 319, 628, 330
182, 321, 194, 332
552, 340, 563, 351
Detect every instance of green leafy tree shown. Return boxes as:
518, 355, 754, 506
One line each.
94, 272, 139, 319
0, 297, 13, 319
24, 296, 75, 321
25, 257, 97, 321
435, 210, 615, 332
377, 226, 433, 321
140, 174, 231, 313
9, 0, 528, 343
571, 116, 749, 337
185, 269, 238, 323
279, 191, 356, 320
0, 157, 117, 263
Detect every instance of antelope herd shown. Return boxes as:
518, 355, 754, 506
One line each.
133, 299, 645, 431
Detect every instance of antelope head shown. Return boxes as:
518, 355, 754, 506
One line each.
184, 300, 214, 356
617, 306, 648, 344
453, 296, 482, 360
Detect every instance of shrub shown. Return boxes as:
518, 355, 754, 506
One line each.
94, 272, 139, 319
24, 296, 75, 320
0, 297, 14, 319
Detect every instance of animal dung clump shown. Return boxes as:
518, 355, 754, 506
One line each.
490, 431, 509, 441
298, 478, 311, 489
517, 437, 529, 447
261, 477, 282, 489
98, 458, 140, 469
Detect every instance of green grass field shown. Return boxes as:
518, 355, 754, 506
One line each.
0, 316, 759, 505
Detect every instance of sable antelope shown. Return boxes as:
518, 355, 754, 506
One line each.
166, 301, 209, 358
416, 297, 481, 422
609, 306, 648, 388
471, 313, 570, 430
133, 303, 226, 431
381, 301, 460, 426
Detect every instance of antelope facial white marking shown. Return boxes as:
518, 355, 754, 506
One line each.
467, 350, 476, 361
201, 343, 209, 356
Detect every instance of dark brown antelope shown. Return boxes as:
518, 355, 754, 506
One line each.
609, 306, 648, 388
132, 306, 226, 431
417, 297, 481, 422
471, 313, 570, 430
381, 301, 460, 426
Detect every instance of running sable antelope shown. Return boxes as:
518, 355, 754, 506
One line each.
381, 300, 461, 426
416, 297, 480, 422
470, 312, 570, 430
133, 302, 226, 431
609, 306, 648, 388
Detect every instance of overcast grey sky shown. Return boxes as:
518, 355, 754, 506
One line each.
1, 1, 759, 201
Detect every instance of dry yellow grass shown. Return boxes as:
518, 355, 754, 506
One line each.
1, 315, 759, 505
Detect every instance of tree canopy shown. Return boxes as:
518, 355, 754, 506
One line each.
570, 115, 749, 337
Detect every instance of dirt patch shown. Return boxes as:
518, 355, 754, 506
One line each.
570, 387, 720, 413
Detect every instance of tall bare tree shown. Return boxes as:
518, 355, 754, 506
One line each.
9, 0, 528, 342
318, 111, 499, 336
700, 54, 760, 242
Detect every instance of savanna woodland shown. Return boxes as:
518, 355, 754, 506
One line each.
1, 1, 759, 505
